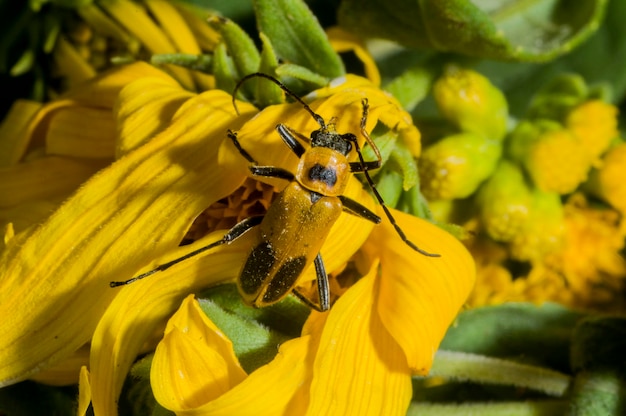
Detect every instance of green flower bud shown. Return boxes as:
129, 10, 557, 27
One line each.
477, 161, 532, 243
433, 65, 508, 141
527, 73, 587, 121
419, 132, 502, 200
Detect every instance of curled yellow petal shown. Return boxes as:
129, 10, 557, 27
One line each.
306, 263, 412, 416
152, 295, 247, 411
369, 208, 475, 374
174, 334, 315, 416
90, 230, 253, 416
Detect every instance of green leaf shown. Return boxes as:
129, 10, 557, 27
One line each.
469, 0, 626, 115
568, 318, 626, 416
440, 302, 586, 371
338, 0, 608, 62
384, 66, 435, 111
255, 0, 345, 78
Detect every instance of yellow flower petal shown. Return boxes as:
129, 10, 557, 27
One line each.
99, 0, 194, 89
327, 26, 381, 87
0, 90, 248, 387
45, 107, 117, 158
152, 295, 247, 410
77, 366, 92, 416
0, 156, 108, 209
369, 208, 475, 374
115, 77, 195, 156
29, 344, 90, 386
0, 99, 42, 167
63, 61, 178, 109
90, 231, 253, 416
306, 263, 413, 416
173, 334, 315, 416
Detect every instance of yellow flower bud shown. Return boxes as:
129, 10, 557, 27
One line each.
433, 65, 508, 141
587, 143, 626, 215
509, 190, 564, 261
477, 161, 532, 243
566, 99, 619, 163
509, 121, 590, 194
419, 132, 501, 200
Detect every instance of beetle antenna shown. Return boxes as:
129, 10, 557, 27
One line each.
232, 72, 326, 129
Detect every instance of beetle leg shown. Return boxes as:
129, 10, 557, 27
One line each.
276, 124, 307, 157
358, 170, 441, 257
292, 253, 330, 312
110, 216, 264, 287
227, 129, 258, 164
249, 166, 295, 181
339, 195, 381, 224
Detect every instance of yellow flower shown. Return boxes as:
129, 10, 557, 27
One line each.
149, 207, 472, 415
566, 99, 619, 164
468, 194, 626, 311
587, 142, 626, 215
0, 64, 474, 416
509, 121, 590, 194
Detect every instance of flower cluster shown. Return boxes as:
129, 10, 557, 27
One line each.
419, 67, 625, 310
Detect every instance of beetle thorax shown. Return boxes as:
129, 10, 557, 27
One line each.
296, 147, 350, 197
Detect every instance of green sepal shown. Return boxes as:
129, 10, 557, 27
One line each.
212, 43, 238, 97
197, 284, 310, 372
42, 11, 60, 53
390, 140, 418, 190
275, 63, 329, 88
338, 0, 607, 62
208, 16, 260, 79
151, 53, 213, 73
9, 49, 35, 77
374, 170, 403, 207
384, 66, 435, 111
256, 32, 283, 107
254, 0, 344, 78
527, 73, 589, 121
